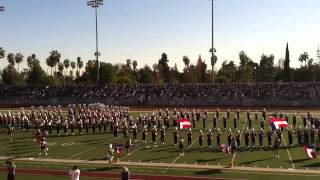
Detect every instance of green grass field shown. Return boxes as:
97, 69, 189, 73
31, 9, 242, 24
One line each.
1, 110, 320, 179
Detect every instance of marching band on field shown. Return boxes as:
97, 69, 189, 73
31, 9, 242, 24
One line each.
2, 104, 320, 160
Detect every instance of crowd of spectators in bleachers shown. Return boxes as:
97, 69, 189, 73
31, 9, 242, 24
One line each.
0, 83, 319, 100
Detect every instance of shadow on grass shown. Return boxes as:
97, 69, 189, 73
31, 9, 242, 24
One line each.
286, 158, 308, 163
88, 157, 107, 161
87, 166, 120, 172
141, 155, 176, 162
239, 157, 273, 165
196, 157, 226, 163
302, 162, 320, 167
194, 169, 222, 175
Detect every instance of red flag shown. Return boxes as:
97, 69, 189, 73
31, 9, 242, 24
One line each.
178, 119, 192, 129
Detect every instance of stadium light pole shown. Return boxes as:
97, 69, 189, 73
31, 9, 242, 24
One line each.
209, 0, 216, 84
0, 6, 5, 12
87, 0, 103, 85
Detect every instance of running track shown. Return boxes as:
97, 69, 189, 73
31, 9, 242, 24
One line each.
0, 168, 234, 180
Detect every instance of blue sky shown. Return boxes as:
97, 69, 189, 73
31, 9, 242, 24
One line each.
1, 0, 320, 71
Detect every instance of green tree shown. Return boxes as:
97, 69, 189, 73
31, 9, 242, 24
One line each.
132, 60, 137, 72
63, 59, 70, 76
238, 51, 256, 83
15, 52, 24, 72
81, 61, 116, 84
27, 54, 39, 69
46, 57, 55, 75
138, 65, 153, 83
258, 54, 275, 82
126, 59, 132, 69
48, 50, 61, 73
0, 47, 5, 60
2, 65, 23, 85
282, 43, 293, 81
183, 56, 190, 69
7, 53, 15, 66
298, 52, 309, 67
70, 61, 76, 78
158, 53, 170, 83
217, 60, 237, 82
25, 60, 47, 85
196, 55, 207, 83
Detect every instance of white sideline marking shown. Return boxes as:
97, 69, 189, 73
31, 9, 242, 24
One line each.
67, 146, 97, 159
281, 135, 295, 169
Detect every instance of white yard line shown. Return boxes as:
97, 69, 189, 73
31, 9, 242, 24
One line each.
231, 119, 247, 164
281, 135, 295, 169
67, 146, 97, 159
172, 138, 198, 164
120, 147, 141, 161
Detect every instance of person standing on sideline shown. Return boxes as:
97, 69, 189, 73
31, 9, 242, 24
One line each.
6, 161, 15, 180
69, 165, 80, 180
121, 166, 130, 180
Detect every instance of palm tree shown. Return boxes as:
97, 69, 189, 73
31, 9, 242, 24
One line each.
182, 56, 190, 69
70, 61, 76, 78
76, 57, 83, 77
7, 53, 15, 66
76, 57, 81, 73
63, 59, 70, 76
0, 47, 5, 60
132, 60, 137, 72
46, 57, 55, 75
48, 50, 61, 73
58, 63, 64, 74
15, 52, 24, 72
27, 54, 39, 69
126, 59, 132, 68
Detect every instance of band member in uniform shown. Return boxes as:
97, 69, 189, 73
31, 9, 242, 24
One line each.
223, 114, 227, 130
233, 115, 237, 129
292, 113, 297, 128
258, 128, 264, 147
199, 130, 203, 148
236, 130, 241, 148
273, 136, 281, 159
8, 124, 14, 142
267, 128, 273, 147
227, 129, 232, 146
132, 124, 138, 142
173, 127, 178, 146
248, 116, 252, 130
213, 115, 217, 129
107, 144, 114, 163
178, 137, 185, 156
250, 128, 257, 147
296, 126, 302, 145
187, 128, 192, 148
244, 128, 250, 147
142, 127, 147, 143
207, 129, 212, 148
216, 128, 221, 146
160, 126, 165, 144
151, 126, 157, 144
124, 137, 132, 155
39, 135, 48, 156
